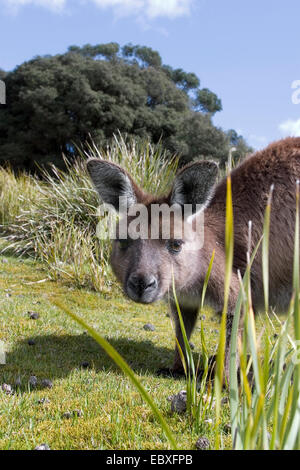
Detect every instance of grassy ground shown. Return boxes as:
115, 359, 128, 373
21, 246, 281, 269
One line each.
0, 255, 231, 450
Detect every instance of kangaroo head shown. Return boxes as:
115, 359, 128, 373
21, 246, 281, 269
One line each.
87, 159, 218, 303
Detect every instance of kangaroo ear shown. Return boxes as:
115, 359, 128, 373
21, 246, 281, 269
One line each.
170, 161, 218, 212
87, 159, 138, 212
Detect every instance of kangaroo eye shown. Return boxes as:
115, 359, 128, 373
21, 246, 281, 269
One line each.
166, 239, 183, 254
118, 239, 130, 251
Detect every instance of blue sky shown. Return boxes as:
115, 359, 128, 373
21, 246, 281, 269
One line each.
1, 0, 300, 149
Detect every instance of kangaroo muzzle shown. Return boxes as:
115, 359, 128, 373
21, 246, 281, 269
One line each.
126, 273, 159, 303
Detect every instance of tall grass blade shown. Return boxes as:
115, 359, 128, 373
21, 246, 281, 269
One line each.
215, 174, 234, 448
262, 185, 273, 314
52, 299, 178, 450
172, 275, 196, 412
284, 180, 300, 449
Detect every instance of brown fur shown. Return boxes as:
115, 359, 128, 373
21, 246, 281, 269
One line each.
87, 137, 300, 381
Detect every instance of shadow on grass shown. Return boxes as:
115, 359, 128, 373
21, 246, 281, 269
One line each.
2, 333, 179, 390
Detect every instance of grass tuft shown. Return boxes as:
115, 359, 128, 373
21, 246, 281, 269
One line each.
0, 136, 178, 292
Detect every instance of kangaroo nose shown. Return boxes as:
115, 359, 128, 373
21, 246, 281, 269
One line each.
128, 274, 157, 292
127, 274, 158, 302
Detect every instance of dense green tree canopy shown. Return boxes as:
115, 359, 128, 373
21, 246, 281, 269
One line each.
0, 43, 252, 171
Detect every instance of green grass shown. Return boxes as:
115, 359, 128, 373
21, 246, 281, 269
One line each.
0, 255, 230, 450
0, 137, 178, 293
1, 140, 299, 450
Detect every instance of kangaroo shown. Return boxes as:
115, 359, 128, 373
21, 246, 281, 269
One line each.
87, 137, 300, 381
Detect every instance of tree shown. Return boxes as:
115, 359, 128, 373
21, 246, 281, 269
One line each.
226, 129, 253, 164
0, 69, 6, 81
175, 113, 230, 166
0, 43, 251, 171
194, 88, 222, 114
122, 44, 162, 68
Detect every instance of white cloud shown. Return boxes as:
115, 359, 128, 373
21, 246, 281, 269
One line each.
1, 0, 193, 18
3, 0, 66, 12
279, 118, 300, 137
92, 0, 193, 19
146, 0, 192, 19
91, 0, 144, 17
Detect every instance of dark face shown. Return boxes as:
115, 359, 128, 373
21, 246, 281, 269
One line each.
112, 239, 162, 303
110, 228, 199, 304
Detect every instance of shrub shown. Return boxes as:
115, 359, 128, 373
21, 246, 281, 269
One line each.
1, 136, 178, 291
